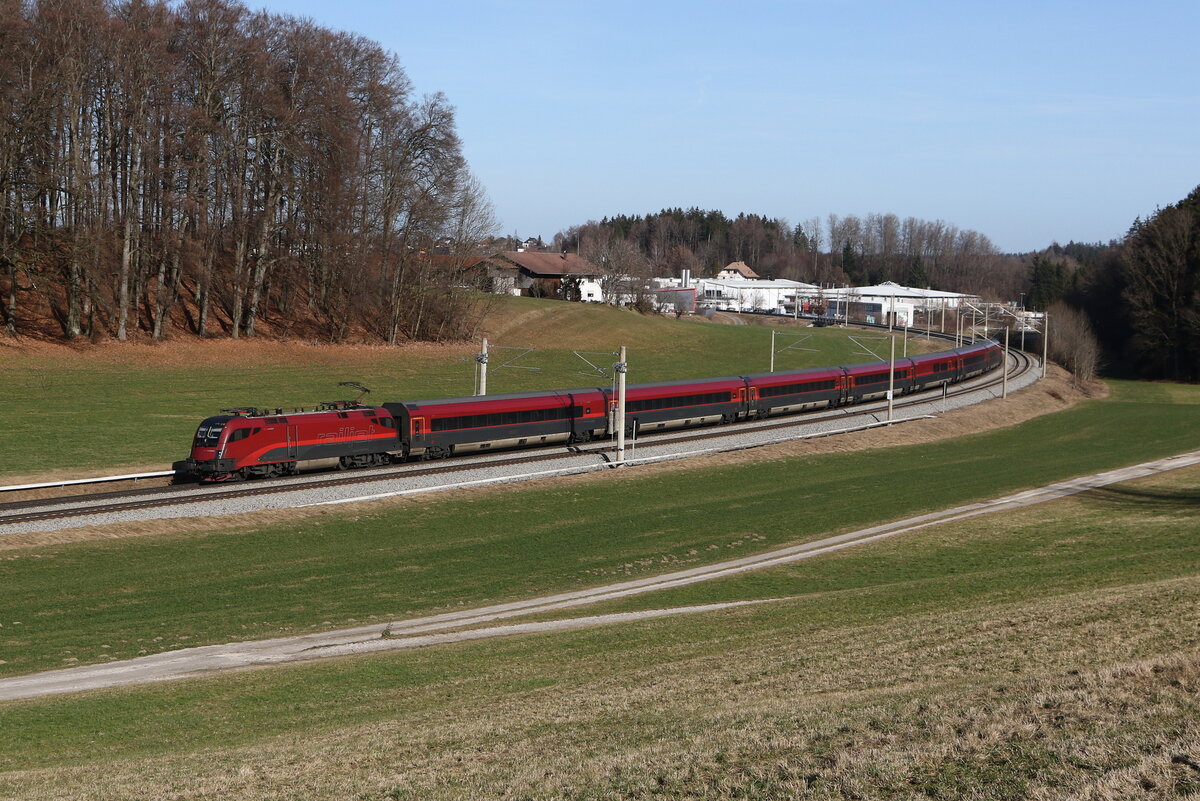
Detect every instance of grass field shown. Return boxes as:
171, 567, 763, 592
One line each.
0, 443, 1196, 798
2, 381, 1198, 683
0, 297, 935, 479
1, 305, 1197, 799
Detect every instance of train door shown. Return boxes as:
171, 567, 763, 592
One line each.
287, 425, 299, 459
410, 417, 426, 446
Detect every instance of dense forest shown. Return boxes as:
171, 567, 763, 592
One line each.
0, 0, 494, 344
553, 209, 1025, 300
1021, 186, 1200, 382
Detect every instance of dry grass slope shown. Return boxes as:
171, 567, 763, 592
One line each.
5, 575, 1197, 800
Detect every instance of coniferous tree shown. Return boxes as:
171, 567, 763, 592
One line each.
1026, 255, 1068, 311
907, 256, 929, 288
1121, 186, 1200, 380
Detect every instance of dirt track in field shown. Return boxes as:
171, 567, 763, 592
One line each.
2, 443, 1196, 702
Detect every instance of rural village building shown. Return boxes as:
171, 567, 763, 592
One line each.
474, 251, 607, 301
471, 254, 982, 325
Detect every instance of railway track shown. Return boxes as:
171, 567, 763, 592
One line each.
0, 346, 1037, 532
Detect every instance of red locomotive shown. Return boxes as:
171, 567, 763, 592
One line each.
175, 402, 402, 481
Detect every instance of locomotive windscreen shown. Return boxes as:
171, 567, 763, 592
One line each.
193, 416, 230, 447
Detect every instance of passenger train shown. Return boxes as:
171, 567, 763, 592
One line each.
174, 339, 1003, 482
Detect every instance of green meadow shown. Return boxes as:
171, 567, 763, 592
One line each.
0, 299, 1196, 799
1, 380, 1197, 678
0, 297, 932, 477
0, 386, 1196, 799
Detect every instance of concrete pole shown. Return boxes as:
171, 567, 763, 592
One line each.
1042, 312, 1049, 379
615, 346, 627, 463
477, 338, 489, 396
1003, 326, 1009, 399
887, 333, 896, 422
940, 299, 946, 335
770, 329, 776, 373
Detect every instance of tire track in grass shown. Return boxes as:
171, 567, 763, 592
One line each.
2, 449, 1198, 702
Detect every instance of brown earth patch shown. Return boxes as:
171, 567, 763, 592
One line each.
0, 335, 472, 370
0, 365, 1096, 551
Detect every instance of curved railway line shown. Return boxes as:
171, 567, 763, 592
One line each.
0, 345, 1037, 532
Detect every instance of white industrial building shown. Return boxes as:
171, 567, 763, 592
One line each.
796, 281, 982, 326
694, 278, 817, 314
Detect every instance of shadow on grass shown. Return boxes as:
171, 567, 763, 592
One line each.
1083, 484, 1200, 511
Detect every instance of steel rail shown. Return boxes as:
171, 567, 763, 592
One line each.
0, 347, 1034, 529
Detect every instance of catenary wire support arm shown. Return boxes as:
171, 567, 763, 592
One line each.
463, 343, 540, 396
848, 335, 887, 361
573, 350, 620, 380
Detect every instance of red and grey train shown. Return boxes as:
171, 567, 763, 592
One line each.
174, 340, 1002, 482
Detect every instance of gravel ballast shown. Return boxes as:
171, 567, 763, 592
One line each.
0, 355, 1041, 536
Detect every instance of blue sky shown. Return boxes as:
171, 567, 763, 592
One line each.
250, 0, 1198, 253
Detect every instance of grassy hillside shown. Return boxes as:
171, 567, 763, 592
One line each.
0, 406, 1197, 798
2, 382, 1196, 681
0, 297, 937, 479
8, 300, 1189, 800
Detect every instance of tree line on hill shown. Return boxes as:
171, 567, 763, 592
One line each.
552, 209, 1025, 300
1020, 185, 1200, 382
546, 191, 1199, 383
0, 0, 494, 344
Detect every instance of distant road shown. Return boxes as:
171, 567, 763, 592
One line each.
713, 312, 745, 325
2, 448, 1198, 702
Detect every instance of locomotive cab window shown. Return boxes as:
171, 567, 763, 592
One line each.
194, 421, 225, 446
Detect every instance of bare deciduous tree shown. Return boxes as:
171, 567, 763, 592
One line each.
0, 0, 492, 344
1046, 301, 1101, 384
